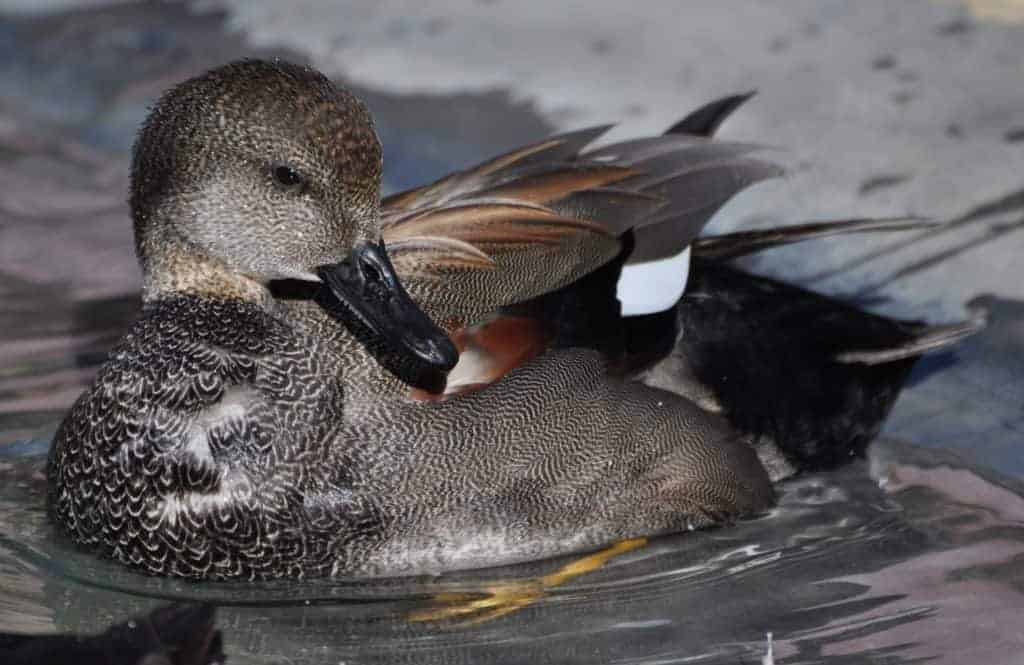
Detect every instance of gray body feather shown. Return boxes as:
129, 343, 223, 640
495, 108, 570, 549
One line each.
49, 295, 769, 580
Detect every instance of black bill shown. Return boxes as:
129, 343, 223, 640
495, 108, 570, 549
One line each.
315, 239, 458, 393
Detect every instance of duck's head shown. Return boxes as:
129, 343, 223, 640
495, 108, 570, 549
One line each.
131, 59, 457, 385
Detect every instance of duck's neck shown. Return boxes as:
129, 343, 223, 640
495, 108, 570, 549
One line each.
141, 250, 418, 401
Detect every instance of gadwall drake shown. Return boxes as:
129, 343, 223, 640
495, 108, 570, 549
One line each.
47, 60, 975, 580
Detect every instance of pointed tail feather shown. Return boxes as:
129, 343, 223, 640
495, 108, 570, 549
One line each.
665, 91, 757, 137
692, 216, 940, 261
836, 313, 987, 365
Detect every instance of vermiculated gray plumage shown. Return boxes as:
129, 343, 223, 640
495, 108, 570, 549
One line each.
47, 60, 973, 581
48, 296, 771, 580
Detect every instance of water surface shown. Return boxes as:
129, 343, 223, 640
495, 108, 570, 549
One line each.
2, 438, 1023, 663
1, 3, 1023, 664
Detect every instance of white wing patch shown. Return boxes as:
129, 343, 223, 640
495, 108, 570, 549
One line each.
617, 246, 691, 316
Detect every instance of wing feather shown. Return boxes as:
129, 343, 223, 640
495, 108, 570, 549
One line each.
388, 236, 497, 279
381, 125, 614, 213
386, 202, 614, 246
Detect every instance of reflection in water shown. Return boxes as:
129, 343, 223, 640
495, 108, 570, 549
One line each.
2, 439, 1023, 664
407, 537, 649, 625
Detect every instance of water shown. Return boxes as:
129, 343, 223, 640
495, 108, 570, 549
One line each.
3, 438, 1023, 663
1, 3, 1023, 664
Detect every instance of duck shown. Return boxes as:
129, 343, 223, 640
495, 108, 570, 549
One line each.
46, 59, 977, 580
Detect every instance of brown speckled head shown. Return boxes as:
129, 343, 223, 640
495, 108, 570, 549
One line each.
130, 59, 383, 299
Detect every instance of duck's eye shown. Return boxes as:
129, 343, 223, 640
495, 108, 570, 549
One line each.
271, 164, 304, 190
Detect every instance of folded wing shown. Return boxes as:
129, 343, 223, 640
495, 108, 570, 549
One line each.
382, 97, 780, 331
